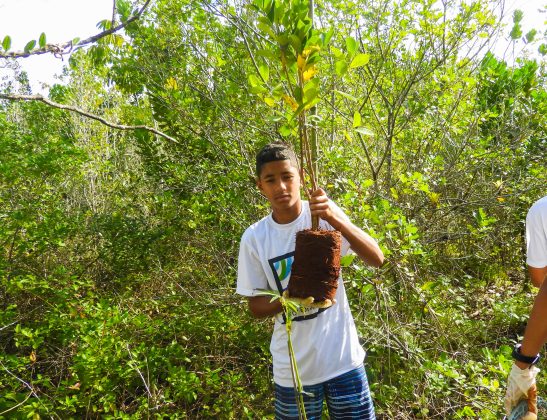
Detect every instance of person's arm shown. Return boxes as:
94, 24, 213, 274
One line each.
309, 188, 384, 268
237, 231, 282, 319
528, 265, 547, 288
504, 274, 546, 416
248, 296, 283, 319
515, 279, 547, 368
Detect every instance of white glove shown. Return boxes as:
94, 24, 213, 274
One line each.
504, 363, 540, 416
282, 290, 336, 308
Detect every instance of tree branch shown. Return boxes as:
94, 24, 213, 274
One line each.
0, 0, 152, 59
0, 93, 179, 144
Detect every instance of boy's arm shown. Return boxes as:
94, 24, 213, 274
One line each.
309, 188, 384, 268
528, 265, 546, 288
504, 280, 547, 414
516, 279, 547, 368
238, 231, 281, 318
247, 296, 283, 319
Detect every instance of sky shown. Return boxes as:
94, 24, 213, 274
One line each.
0, 0, 112, 92
0, 0, 545, 94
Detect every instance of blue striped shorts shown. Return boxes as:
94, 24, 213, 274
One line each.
274, 365, 375, 419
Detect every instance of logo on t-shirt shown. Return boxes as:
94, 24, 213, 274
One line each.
268, 252, 328, 322
271, 253, 294, 286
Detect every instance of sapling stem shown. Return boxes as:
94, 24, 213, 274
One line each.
285, 309, 307, 420
258, 291, 308, 420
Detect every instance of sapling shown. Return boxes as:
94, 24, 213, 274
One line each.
249, 0, 341, 307
248, 2, 349, 418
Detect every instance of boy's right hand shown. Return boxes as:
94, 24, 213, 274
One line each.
309, 188, 346, 231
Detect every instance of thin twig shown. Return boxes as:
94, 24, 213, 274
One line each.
125, 343, 152, 398
0, 320, 18, 332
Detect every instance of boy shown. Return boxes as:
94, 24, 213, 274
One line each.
236, 142, 384, 419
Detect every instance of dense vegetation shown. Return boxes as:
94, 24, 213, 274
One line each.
1, 0, 546, 418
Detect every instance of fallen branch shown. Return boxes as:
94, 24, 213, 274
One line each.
0, 93, 179, 144
0, 391, 32, 417
0, 320, 18, 332
0, 0, 152, 59
0, 360, 59, 419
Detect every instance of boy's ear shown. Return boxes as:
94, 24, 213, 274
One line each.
255, 177, 263, 192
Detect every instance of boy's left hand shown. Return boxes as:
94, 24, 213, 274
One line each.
309, 188, 345, 230
504, 363, 539, 416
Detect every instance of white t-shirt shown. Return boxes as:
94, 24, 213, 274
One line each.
236, 200, 366, 387
526, 195, 547, 268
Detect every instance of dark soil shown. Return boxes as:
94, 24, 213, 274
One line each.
288, 229, 342, 302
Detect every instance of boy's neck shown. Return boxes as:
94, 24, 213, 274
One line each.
271, 199, 302, 224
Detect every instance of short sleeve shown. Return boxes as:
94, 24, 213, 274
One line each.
526, 202, 547, 268
236, 231, 269, 296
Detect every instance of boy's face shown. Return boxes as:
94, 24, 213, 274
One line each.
257, 159, 301, 221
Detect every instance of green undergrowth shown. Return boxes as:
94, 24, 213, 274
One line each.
0, 270, 274, 419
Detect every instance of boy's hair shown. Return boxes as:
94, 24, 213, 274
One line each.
255, 142, 299, 177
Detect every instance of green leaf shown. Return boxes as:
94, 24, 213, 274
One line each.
525, 29, 537, 43
2, 35, 11, 51
288, 34, 301, 53
96, 19, 111, 31
72, 37, 80, 46
340, 254, 355, 267
116, 0, 132, 22
303, 88, 318, 104
274, 2, 285, 24
345, 36, 358, 55
304, 78, 320, 91
539, 43, 547, 56
330, 46, 343, 58
249, 85, 268, 94
39, 32, 46, 48
335, 60, 348, 77
267, 0, 276, 23
279, 125, 292, 136
258, 63, 269, 82
421, 281, 437, 291
24, 40, 36, 53
512, 9, 523, 23
510, 23, 522, 40
256, 289, 281, 300
249, 74, 268, 94
343, 130, 352, 142
256, 48, 277, 59
276, 34, 289, 47
321, 27, 334, 47
355, 126, 374, 136
257, 22, 276, 39
349, 53, 369, 69
353, 111, 362, 128
304, 97, 320, 110
248, 74, 262, 88
334, 90, 358, 102
285, 300, 300, 313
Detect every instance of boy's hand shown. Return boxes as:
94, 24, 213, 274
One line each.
504, 363, 539, 416
309, 188, 345, 230
309, 187, 384, 267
